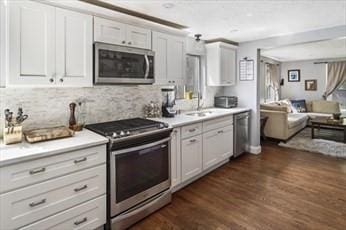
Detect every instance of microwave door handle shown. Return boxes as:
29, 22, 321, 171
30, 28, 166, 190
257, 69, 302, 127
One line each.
144, 55, 150, 79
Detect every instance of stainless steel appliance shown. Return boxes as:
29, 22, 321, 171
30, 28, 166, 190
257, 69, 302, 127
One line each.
234, 112, 250, 157
86, 118, 172, 230
161, 88, 177, 117
94, 43, 154, 84
214, 96, 238, 108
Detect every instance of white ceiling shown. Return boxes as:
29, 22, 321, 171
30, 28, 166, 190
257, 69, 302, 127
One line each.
103, 0, 346, 42
261, 37, 346, 62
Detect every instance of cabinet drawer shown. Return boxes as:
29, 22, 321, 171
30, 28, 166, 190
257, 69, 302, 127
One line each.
20, 195, 106, 230
203, 115, 233, 133
0, 165, 106, 230
0, 145, 106, 193
181, 122, 202, 139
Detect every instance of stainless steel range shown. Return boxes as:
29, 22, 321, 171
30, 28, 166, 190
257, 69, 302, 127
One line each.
86, 118, 172, 230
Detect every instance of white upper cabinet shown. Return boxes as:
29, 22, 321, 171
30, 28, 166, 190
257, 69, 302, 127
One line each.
152, 32, 168, 85
126, 25, 151, 49
167, 36, 185, 84
56, 8, 93, 87
8, 1, 93, 87
206, 42, 237, 86
9, 1, 56, 86
94, 17, 126, 45
152, 31, 186, 85
94, 17, 151, 50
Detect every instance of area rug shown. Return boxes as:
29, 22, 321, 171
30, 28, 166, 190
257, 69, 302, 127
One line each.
279, 128, 346, 158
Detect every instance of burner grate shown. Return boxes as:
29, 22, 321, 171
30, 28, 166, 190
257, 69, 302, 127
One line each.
85, 118, 162, 136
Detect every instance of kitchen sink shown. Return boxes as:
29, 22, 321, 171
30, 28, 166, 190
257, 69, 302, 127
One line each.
186, 110, 213, 117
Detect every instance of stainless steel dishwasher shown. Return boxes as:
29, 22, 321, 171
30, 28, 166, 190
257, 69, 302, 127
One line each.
234, 111, 250, 157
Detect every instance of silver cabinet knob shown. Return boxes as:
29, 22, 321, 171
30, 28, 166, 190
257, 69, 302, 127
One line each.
122, 40, 126, 44
128, 41, 132, 45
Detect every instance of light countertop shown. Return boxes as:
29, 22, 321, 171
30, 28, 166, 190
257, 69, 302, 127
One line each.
151, 107, 250, 127
0, 129, 109, 167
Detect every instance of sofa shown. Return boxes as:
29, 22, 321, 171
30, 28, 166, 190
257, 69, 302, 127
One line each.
260, 100, 341, 141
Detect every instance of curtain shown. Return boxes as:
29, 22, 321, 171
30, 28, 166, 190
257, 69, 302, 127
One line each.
265, 64, 280, 101
323, 61, 346, 99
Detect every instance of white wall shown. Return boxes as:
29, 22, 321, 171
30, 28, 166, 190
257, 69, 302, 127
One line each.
280, 60, 326, 101
224, 25, 346, 152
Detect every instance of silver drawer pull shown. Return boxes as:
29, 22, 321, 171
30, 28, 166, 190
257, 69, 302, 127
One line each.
189, 128, 196, 132
189, 139, 197, 143
217, 130, 224, 134
29, 167, 46, 175
29, 198, 46, 207
74, 217, 88, 226
74, 157, 87, 164
74, 184, 88, 192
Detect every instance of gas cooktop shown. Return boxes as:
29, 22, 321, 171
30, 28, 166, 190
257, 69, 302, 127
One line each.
86, 118, 169, 140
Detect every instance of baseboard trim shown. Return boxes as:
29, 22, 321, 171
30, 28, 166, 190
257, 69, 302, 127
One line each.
248, 145, 262, 154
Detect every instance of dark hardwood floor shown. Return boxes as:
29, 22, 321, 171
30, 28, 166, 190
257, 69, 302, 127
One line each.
131, 142, 346, 230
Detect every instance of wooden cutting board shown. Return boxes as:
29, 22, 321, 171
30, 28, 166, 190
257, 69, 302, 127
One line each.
24, 126, 75, 143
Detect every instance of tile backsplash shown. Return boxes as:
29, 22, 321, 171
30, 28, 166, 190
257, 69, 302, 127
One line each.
0, 84, 223, 137
0, 85, 162, 135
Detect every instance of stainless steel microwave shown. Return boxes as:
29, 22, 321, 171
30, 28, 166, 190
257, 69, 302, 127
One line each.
94, 42, 154, 84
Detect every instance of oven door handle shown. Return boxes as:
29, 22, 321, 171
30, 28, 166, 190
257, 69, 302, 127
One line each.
112, 137, 171, 156
144, 55, 150, 79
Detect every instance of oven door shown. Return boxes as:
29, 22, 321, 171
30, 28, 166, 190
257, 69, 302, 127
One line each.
94, 43, 154, 84
110, 137, 171, 216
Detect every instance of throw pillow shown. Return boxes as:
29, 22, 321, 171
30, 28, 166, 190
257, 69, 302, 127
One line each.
290, 99, 307, 113
279, 99, 293, 113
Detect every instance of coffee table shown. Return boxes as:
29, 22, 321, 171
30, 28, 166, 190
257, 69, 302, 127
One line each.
311, 117, 346, 143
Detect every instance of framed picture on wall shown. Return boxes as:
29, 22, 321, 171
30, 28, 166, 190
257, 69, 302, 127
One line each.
305, 79, 317, 91
288, 69, 300, 82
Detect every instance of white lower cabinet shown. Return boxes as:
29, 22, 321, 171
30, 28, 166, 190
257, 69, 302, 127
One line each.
203, 125, 234, 170
170, 115, 234, 190
0, 145, 107, 230
181, 135, 203, 182
20, 195, 106, 230
170, 128, 181, 188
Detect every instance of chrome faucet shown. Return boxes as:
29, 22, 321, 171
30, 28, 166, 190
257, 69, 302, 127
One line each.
197, 92, 203, 111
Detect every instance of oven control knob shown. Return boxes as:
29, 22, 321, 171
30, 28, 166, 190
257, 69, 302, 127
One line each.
126, 131, 131, 136
112, 132, 118, 138
120, 131, 125, 136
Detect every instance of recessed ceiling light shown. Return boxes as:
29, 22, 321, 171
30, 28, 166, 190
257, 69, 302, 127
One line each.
246, 13, 253, 17
162, 3, 175, 9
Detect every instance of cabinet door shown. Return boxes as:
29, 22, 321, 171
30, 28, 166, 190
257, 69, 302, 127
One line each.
181, 135, 202, 182
56, 9, 93, 87
152, 31, 168, 85
170, 128, 181, 188
218, 125, 234, 160
220, 46, 236, 85
167, 36, 185, 84
126, 25, 151, 49
203, 125, 233, 170
94, 17, 126, 45
9, 1, 56, 86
